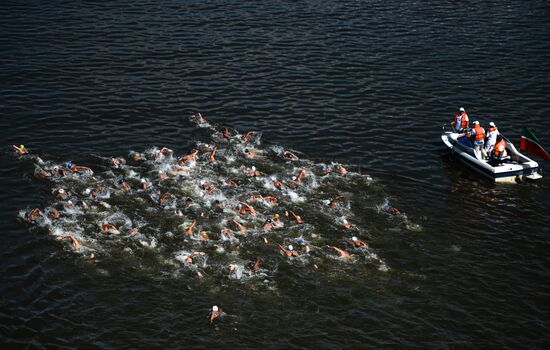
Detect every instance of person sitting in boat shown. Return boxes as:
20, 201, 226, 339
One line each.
451, 107, 469, 132
470, 121, 486, 159
491, 135, 508, 161
484, 122, 499, 156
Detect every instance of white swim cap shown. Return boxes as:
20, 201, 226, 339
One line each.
58, 188, 65, 194
352, 236, 358, 241
288, 245, 294, 251
140, 179, 146, 183
84, 188, 91, 195
473, 120, 479, 125
489, 122, 495, 127
212, 305, 219, 312
251, 166, 256, 171
459, 107, 465, 112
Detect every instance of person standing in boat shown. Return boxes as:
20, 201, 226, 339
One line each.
470, 121, 486, 158
484, 122, 499, 157
451, 107, 469, 132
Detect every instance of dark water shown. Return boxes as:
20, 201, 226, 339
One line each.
1, 0, 550, 348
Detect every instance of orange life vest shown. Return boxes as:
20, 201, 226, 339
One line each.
460, 113, 469, 128
494, 139, 506, 156
474, 124, 485, 141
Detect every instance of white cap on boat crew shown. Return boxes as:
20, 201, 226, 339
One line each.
489, 122, 495, 127
473, 120, 479, 125
459, 107, 465, 112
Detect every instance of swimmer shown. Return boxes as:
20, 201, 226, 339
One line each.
156, 147, 173, 159
241, 131, 255, 142
263, 218, 274, 231
222, 127, 230, 139
140, 179, 149, 190
247, 166, 261, 177
238, 201, 256, 215
101, 223, 118, 233
53, 166, 67, 177
50, 208, 60, 220
200, 183, 215, 194
337, 164, 347, 174
200, 231, 209, 240
296, 237, 310, 253
321, 164, 334, 174
244, 148, 257, 158
209, 146, 217, 162
55, 188, 68, 200
341, 218, 351, 229
249, 257, 260, 272
158, 192, 174, 206
26, 208, 44, 223
130, 152, 143, 162
327, 246, 350, 258
272, 177, 284, 188
185, 220, 197, 235
349, 236, 368, 248
276, 243, 299, 257
209, 305, 222, 324
178, 149, 199, 164
111, 157, 123, 168
295, 168, 308, 185
126, 228, 139, 235
289, 210, 303, 224
119, 180, 130, 191
11, 144, 29, 155
196, 112, 207, 124
221, 227, 234, 240
282, 150, 298, 159
387, 207, 401, 215
250, 194, 277, 205
68, 163, 92, 173
230, 220, 246, 232
184, 251, 205, 265
36, 168, 52, 180
56, 234, 82, 249
328, 195, 345, 208
158, 171, 168, 180
185, 198, 193, 207
224, 179, 238, 187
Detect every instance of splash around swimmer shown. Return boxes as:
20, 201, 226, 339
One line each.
10, 112, 421, 321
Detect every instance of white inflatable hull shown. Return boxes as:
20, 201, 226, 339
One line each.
441, 131, 542, 183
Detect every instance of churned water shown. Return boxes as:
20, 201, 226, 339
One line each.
1, 1, 549, 349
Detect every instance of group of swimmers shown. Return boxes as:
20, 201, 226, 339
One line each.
10, 112, 413, 324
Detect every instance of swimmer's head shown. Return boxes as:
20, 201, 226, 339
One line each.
58, 188, 65, 194
212, 305, 219, 312
140, 179, 146, 183
274, 214, 280, 219
20, 145, 25, 149
352, 236, 358, 242
296, 237, 305, 244
288, 245, 294, 251
84, 188, 91, 195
